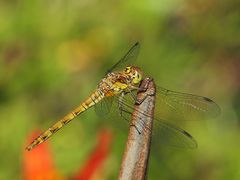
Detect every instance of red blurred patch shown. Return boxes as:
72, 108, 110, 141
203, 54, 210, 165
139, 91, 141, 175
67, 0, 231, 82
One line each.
23, 131, 62, 180
73, 129, 113, 180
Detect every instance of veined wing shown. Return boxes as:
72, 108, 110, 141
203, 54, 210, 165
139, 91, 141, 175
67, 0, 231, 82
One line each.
152, 119, 197, 148
107, 42, 140, 73
155, 86, 221, 122
117, 93, 198, 148
94, 90, 134, 118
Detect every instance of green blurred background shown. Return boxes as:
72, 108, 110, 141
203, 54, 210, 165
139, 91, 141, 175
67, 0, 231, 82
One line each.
0, 0, 240, 179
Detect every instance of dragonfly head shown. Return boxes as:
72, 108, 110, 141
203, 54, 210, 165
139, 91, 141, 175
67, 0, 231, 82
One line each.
124, 66, 143, 84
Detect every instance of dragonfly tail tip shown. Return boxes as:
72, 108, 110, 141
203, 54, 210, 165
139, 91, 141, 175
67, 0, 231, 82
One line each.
25, 145, 32, 151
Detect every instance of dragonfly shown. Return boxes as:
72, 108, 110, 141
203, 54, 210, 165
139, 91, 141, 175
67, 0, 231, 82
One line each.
26, 42, 220, 151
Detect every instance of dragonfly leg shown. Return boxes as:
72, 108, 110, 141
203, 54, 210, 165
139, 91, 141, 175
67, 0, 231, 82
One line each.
127, 88, 138, 102
120, 108, 132, 123
118, 92, 128, 118
118, 90, 137, 109
129, 85, 143, 92
130, 77, 154, 92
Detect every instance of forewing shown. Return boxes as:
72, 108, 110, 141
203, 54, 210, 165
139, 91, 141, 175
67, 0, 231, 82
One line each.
107, 42, 140, 73
155, 86, 221, 122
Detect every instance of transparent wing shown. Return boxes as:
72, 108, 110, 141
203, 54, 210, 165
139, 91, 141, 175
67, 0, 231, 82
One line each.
96, 95, 133, 132
95, 96, 114, 116
152, 120, 197, 148
107, 42, 140, 73
118, 94, 198, 148
155, 86, 221, 122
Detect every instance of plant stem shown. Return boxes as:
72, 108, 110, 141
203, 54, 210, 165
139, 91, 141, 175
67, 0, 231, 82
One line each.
118, 77, 156, 180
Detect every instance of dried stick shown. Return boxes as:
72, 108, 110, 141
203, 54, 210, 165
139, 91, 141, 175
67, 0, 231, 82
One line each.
118, 77, 156, 180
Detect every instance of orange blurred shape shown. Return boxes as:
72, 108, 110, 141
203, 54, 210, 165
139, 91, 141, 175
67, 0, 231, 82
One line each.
23, 131, 63, 180
73, 129, 113, 180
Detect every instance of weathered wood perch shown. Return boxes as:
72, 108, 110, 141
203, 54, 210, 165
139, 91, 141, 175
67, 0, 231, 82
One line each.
118, 77, 156, 180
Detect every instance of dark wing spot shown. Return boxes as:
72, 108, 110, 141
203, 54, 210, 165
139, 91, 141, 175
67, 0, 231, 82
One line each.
203, 97, 213, 102
182, 130, 193, 138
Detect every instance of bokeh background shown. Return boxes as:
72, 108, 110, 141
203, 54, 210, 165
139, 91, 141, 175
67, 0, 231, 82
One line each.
0, 0, 240, 179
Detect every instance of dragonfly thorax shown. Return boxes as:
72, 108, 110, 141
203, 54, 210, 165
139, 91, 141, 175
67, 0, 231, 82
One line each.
98, 66, 143, 96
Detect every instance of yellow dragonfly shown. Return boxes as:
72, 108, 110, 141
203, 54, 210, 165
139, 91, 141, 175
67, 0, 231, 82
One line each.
26, 42, 220, 151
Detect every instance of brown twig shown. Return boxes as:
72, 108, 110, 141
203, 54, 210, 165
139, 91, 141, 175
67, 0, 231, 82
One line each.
118, 77, 156, 180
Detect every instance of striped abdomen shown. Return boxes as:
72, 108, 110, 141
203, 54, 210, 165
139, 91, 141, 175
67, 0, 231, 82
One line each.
26, 89, 104, 151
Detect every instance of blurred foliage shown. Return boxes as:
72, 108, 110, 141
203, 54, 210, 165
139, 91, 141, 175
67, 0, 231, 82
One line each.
0, 0, 240, 179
